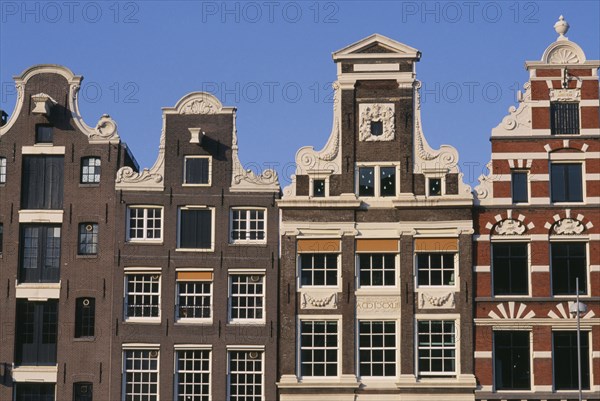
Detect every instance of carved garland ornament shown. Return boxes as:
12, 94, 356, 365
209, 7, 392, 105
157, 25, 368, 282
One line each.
301, 293, 337, 309
552, 218, 584, 235
494, 219, 526, 235
419, 292, 455, 309
359, 103, 395, 142
181, 98, 220, 114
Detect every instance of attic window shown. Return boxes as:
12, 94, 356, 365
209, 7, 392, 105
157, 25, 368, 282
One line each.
370, 121, 383, 136
35, 125, 53, 144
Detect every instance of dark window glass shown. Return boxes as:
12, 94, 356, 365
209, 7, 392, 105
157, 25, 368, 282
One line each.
358, 167, 375, 196
15, 300, 58, 365
78, 223, 98, 255
179, 209, 212, 249
19, 225, 61, 283
21, 156, 64, 210
417, 253, 455, 286
300, 253, 338, 286
359, 321, 396, 377
75, 298, 95, 338
0, 156, 6, 183
177, 281, 211, 319
35, 125, 53, 143
73, 382, 93, 401
511, 172, 528, 203
313, 179, 325, 197
358, 253, 396, 286
551, 242, 586, 295
228, 350, 263, 400
551, 163, 583, 202
429, 178, 442, 196
15, 383, 55, 401
185, 157, 209, 184
380, 167, 396, 197
417, 320, 456, 376
494, 331, 530, 390
553, 331, 589, 390
551, 102, 580, 135
493, 243, 528, 295
81, 157, 101, 183
300, 321, 338, 377
370, 121, 383, 136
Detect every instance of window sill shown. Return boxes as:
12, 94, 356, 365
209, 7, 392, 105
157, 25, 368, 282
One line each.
227, 320, 266, 325
126, 240, 164, 245
76, 254, 98, 259
79, 183, 100, 188
229, 241, 268, 247
73, 337, 96, 342
175, 319, 213, 325
182, 183, 211, 187
176, 248, 214, 253
124, 318, 161, 324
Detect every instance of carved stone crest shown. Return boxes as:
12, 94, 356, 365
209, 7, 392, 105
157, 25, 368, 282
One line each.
550, 88, 581, 102
494, 219, 526, 235
359, 103, 395, 142
552, 218, 584, 235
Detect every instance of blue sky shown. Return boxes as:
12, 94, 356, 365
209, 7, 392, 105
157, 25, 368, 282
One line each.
1, 1, 599, 186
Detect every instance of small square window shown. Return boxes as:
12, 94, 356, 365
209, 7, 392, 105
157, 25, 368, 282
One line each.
511, 172, 528, 203
184, 156, 210, 185
551, 163, 583, 203
127, 207, 163, 242
35, 125, 53, 143
551, 102, 579, 135
313, 179, 325, 197
73, 382, 93, 401
231, 209, 265, 243
179, 208, 213, 249
78, 223, 98, 255
177, 280, 212, 320
300, 253, 339, 287
125, 274, 160, 319
428, 178, 442, 196
81, 157, 101, 183
370, 121, 383, 136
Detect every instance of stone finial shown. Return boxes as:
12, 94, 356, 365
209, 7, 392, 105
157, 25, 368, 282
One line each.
554, 15, 569, 40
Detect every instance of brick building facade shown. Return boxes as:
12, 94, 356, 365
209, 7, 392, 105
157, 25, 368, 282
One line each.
276, 34, 476, 401
0, 65, 136, 401
473, 17, 600, 401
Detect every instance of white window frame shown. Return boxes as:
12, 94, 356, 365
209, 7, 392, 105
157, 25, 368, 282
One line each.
80, 156, 101, 184
177, 206, 215, 252
297, 316, 342, 380
126, 206, 164, 243
491, 329, 533, 393
551, 329, 593, 392
355, 163, 400, 198
228, 272, 266, 324
357, 319, 399, 379
174, 345, 212, 401
308, 172, 331, 198
490, 239, 532, 298
226, 346, 265, 401
415, 315, 459, 378
356, 252, 399, 290
183, 155, 212, 187
229, 208, 267, 244
510, 169, 530, 205
297, 252, 341, 289
414, 251, 459, 289
122, 345, 160, 401
0, 157, 6, 184
548, 158, 586, 205
176, 279, 213, 324
549, 239, 590, 298
124, 270, 161, 323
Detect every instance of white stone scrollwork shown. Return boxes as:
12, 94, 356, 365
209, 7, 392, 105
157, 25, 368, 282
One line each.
181, 99, 220, 115
493, 82, 532, 137
301, 293, 337, 309
91, 114, 119, 142
230, 110, 280, 193
359, 103, 395, 141
550, 88, 581, 102
474, 161, 493, 203
419, 292, 455, 309
293, 82, 342, 179
494, 219, 526, 235
552, 218, 584, 235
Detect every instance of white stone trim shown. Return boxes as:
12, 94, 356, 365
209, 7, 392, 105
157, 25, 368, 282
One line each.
474, 265, 490, 273
18, 210, 64, 223
533, 351, 552, 358
15, 282, 61, 300
474, 351, 492, 359
12, 365, 58, 383
353, 63, 400, 72
21, 145, 66, 155
531, 265, 550, 273
491, 152, 600, 160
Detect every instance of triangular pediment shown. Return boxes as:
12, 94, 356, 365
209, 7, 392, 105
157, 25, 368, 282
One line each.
333, 34, 420, 60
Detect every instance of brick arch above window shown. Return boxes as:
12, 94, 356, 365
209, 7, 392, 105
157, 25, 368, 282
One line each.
544, 209, 593, 236
485, 209, 535, 236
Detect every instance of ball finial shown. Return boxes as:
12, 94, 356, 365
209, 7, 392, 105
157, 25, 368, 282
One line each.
554, 15, 569, 39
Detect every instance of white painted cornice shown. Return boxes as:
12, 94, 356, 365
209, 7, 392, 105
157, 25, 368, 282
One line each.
332, 33, 420, 61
